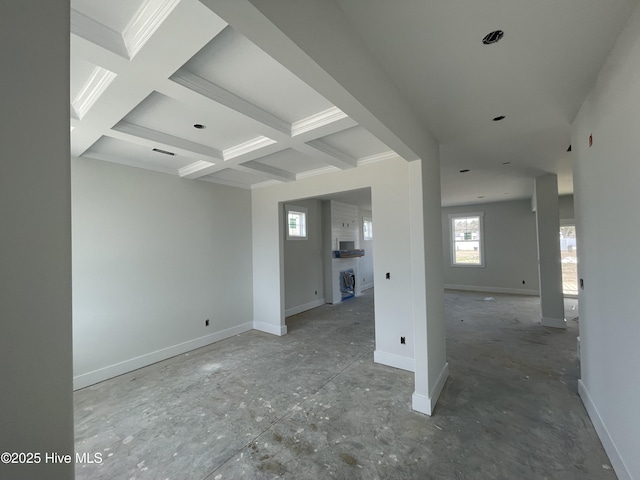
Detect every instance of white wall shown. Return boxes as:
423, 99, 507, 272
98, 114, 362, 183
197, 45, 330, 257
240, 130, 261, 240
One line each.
72, 157, 253, 389
442, 200, 540, 295
252, 157, 418, 371
0, 2, 74, 479
572, 5, 640, 479
558, 194, 575, 223
283, 198, 325, 316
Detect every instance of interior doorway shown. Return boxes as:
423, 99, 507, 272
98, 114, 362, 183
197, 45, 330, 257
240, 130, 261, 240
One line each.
560, 225, 578, 296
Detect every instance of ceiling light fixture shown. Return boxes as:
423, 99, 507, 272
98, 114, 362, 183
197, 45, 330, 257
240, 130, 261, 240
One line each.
493, 115, 506, 121
152, 148, 175, 156
193, 124, 205, 129
459, 169, 470, 173
483, 30, 504, 45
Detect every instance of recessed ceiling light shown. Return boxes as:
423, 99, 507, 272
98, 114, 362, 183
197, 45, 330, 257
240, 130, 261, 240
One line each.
459, 169, 470, 173
193, 124, 205, 129
483, 30, 504, 45
493, 115, 506, 121
152, 148, 175, 156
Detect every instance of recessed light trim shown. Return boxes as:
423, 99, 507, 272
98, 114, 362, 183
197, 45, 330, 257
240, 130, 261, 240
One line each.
493, 115, 506, 122
152, 148, 175, 156
459, 169, 470, 173
483, 30, 504, 45
193, 123, 205, 129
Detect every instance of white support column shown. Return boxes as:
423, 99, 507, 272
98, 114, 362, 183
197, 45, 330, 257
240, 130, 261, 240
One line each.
534, 174, 566, 328
0, 1, 74, 479
204, 0, 448, 413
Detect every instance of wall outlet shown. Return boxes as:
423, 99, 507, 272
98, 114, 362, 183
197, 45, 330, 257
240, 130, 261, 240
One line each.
315, 290, 317, 295
522, 280, 526, 284
205, 319, 210, 326
386, 272, 391, 279
400, 336, 406, 344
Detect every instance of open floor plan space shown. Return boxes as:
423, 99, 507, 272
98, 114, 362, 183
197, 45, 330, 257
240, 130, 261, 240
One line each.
74, 291, 612, 480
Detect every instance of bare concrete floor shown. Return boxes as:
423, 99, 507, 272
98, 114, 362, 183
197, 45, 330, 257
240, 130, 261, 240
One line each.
74, 290, 615, 479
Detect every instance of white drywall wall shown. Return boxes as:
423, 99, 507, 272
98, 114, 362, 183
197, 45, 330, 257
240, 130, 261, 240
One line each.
442, 200, 540, 295
252, 157, 418, 369
572, 5, 640, 478
0, 2, 74, 479
72, 157, 253, 388
283, 198, 325, 315
558, 194, 575, 223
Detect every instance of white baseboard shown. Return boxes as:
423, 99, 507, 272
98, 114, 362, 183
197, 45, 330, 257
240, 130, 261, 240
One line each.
445, 284, 539, 296
254, 321, 287, 336
361, 282, 374, 291
73, 322, 253, 390
578, 380, 631, 480
374, 350, 414, 372
541, 316, 567, 329
412, 361, 450, 416
285, 298, 325, 317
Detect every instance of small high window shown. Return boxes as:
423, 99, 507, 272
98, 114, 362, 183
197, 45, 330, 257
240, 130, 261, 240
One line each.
285, 204, 308, 240
450, 213, 484, 266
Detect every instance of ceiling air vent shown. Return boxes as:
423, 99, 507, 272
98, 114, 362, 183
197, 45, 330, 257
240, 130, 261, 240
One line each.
483, 30, 504, 45
152, 148, 175, 156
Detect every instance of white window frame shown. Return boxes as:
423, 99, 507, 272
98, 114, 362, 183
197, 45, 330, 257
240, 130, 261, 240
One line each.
449, 212, 485, 267
285, 204, 308, 240
363, 216, 373, 240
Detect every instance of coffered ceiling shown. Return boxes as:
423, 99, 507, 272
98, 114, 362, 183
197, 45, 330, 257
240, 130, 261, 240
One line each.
71, 0, 396, 191
71, 0, 638, 205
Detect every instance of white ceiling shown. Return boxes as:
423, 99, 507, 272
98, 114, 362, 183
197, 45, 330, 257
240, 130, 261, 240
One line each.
70, 0, 638, 205
70, 0, 396, 192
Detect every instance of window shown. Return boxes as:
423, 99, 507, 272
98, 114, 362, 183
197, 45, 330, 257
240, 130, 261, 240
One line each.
285, 204, 308, 240
450, 213, 484, 266
363, 217, 373, 240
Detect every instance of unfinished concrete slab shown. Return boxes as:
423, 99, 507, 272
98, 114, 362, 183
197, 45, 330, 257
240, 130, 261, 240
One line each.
74, 290, 614, 479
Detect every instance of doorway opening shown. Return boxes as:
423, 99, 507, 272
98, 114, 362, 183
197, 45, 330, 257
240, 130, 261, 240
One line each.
560, 225, 578, 296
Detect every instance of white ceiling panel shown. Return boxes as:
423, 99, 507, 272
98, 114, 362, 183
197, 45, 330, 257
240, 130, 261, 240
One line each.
73, 0, 145, 34
251, 149, 329, 174
319, 126, 391, 160
182, 26, 335, 124
204, 168, 273, 187
85, 136, 196, 173
121, 91, 265, 151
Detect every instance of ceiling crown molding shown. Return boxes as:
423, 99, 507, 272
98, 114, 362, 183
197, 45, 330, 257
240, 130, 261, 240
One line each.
123, 0, 182, 58
291, 107, 348, 137
357, 151, 399, 166
223, 136, 278, 161
71, 8, 129, 59
72, 66, 117, 120
295, 165, 341, 180
179, 160, 215, 178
